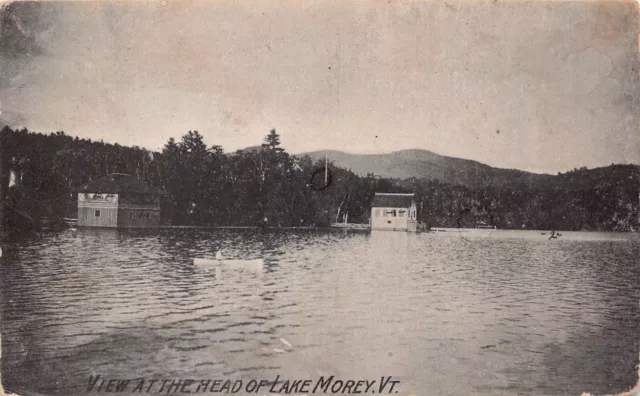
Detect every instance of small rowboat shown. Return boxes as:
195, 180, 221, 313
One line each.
193, 250, 264, 273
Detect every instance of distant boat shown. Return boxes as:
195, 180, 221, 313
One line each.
194, 250, 264, 273
476, 222, 496, 230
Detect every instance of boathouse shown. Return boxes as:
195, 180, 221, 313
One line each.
370, 193, 418, 232
77, 173, 163, 228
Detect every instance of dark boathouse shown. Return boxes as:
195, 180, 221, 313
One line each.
77, 173, 163, 228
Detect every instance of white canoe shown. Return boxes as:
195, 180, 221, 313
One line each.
193, 258, 264, 273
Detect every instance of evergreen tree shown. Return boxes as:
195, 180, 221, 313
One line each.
262, 129, 284, 152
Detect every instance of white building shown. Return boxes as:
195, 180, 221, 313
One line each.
370, 193, 418, 232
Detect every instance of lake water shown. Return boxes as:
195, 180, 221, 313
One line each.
1, 228, 639, 396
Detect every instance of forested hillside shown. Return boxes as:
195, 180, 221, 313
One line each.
301, 149, 554, 189
1, 126, 638, 232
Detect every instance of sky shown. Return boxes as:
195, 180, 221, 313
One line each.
0, 0, 638, 174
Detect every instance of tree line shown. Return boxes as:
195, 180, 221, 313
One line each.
0, 126, 638, 233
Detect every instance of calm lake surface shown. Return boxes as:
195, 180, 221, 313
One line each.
1, 228, 639, 396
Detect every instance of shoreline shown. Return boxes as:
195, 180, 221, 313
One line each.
31, 221, 640, 234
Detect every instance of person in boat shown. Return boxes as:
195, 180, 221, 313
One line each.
548, 230, 558, 240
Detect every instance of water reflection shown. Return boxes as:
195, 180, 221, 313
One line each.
0, 229, 638, 396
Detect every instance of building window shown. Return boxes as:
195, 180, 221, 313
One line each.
95, 210, 100, 217
375, 209, 380, 217
399, 210, 405, 217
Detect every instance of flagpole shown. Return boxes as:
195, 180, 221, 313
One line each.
324, 153, 328, 186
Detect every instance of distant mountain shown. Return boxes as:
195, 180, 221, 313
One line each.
231, 145, 264, 154
297, 149, 553, 188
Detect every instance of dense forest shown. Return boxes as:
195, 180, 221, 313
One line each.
0, 126, 638, 233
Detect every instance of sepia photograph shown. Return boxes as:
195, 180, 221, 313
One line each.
0, 0, 639, 395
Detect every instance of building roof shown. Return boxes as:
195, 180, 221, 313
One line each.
77, 173, 165, 195
371, 193, 415, 208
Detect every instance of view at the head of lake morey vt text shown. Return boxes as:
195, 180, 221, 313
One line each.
0, 1, 639, 396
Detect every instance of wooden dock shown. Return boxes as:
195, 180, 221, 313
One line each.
70, 223, 352, 231
330, 223, 370, 230
53, 222, 375, 232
